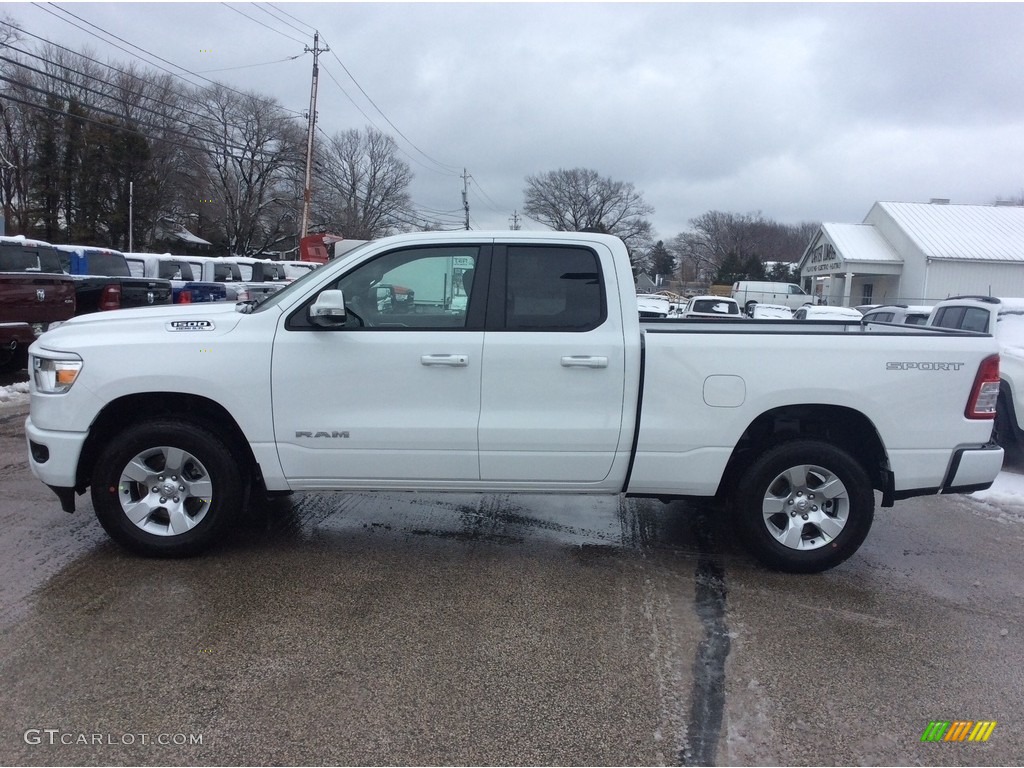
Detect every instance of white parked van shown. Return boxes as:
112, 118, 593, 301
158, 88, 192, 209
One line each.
732, 280, 810, 315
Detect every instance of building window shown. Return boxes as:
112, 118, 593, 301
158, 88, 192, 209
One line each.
861, 283, 873, 305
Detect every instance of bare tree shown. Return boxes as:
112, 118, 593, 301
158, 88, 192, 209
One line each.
994, 190, 1024, 206
669, 211, 818, 285
0, 28, 37, 234
194, 85, 304, 255
522, 167, 654, 251
313, 126, 413, 240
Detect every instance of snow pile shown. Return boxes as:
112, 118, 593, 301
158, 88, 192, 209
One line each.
0, 381, 30, 406
970, 471, 1024, 522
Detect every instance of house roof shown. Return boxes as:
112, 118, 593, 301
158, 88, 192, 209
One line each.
158, 217, 212, 246
871, 201, 1024, 261
821, 223, 902, 263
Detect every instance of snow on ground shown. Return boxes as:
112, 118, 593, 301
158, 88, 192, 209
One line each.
0, 381, 29, 406
968, 468, 1024, 528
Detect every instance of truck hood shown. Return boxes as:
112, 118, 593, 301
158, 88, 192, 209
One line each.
33, 301, 247, 351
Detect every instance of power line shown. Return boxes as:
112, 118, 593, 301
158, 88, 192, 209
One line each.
239, 3, 470, 191
0, 87, 217, 160
317, 62, 457, 178
220, 3, 306, 46
468, 181, 506, 215
307, 164, 464, 232
0, 68, 296, 164
32, 2, 306, 116
0, 21, 227, 128
256, 3, 314, 38
0, 29, 308, 150
265, 3, 319, 34
317, 61, 450, 176
0, 47, 228, 148
319, 35, 461, 176
196, 54, 303, 74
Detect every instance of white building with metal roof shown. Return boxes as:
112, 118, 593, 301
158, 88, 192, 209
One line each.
798, 200, 1024, 307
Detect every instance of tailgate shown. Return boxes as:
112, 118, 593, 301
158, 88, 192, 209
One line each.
181, 281, 229, 302
0, 274, 76, 325
119, 278, 173, 307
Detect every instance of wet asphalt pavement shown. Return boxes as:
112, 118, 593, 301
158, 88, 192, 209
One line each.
1, 394, 1022, 766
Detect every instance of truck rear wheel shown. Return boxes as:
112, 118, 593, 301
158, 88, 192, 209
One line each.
733, 440, 874, 573
90, 420, 244, 557
744, 300, 757, 317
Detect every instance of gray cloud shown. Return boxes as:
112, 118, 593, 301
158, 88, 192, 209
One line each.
6, 2, 1024, 240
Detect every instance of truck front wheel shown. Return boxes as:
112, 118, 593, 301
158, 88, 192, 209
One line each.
733, 440, 874, 573
90, 420, 244, 557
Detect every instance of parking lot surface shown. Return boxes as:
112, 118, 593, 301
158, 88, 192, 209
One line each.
1, 395, 1022, 766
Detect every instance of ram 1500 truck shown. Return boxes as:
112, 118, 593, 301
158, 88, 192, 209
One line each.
1, 237, 78, 372
55, 244, 173, 312
179, 255, 284, 303
123, 252, 228, 304
25, 231, 1004, 572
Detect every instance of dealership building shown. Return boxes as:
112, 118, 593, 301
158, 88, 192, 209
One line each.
798, 200, 1024, 307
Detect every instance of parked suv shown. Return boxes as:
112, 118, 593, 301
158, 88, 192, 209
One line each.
927, 295, 1024, 449
860, 304, 933, 326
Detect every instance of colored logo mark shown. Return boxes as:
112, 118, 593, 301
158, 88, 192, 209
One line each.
921, 721, 997, 742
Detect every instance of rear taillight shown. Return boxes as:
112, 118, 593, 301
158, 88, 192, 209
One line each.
99, 284, 122, 311
178, 290, 192, 304
966, 354, 1000, 419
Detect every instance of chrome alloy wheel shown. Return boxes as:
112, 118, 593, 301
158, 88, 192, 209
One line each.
761, 464, 850, 551
116, 446, 214, 536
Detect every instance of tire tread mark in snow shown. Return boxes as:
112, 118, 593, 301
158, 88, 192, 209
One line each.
680, 511, 730, 767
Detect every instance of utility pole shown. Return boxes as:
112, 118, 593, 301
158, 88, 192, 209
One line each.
300, 31, 329, 239
128, 181, 133, 251
462, 168, 470, 230
508, 210, 521, 230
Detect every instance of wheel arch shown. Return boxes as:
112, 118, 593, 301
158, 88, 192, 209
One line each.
717, 404, 890, 503
76, 392, 258, 493
999, 378, 1022, 427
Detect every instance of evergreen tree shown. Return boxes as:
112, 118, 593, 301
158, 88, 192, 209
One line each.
648, 240, 675, 280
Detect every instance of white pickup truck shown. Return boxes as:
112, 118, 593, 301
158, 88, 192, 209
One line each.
25, 231, 1004, 572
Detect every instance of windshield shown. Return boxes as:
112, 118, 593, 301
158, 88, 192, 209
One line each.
251, 243, 375, 313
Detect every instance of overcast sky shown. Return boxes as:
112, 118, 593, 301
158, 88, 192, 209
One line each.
4, 1, 1024, 241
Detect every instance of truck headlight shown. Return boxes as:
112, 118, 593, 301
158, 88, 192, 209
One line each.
33, 356, 83, 394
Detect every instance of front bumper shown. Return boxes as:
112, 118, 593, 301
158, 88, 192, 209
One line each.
25, 416, 88, 492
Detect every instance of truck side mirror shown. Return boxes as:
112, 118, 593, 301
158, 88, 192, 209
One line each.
309, 289, 347, 327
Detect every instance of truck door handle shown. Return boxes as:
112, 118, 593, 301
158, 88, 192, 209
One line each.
560, 355, 608, 369
421, 354, 469, 367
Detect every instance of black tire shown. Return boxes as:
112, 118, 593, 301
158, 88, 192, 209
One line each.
90, 420, 245, 557
0, 346, 28, 373
745, 300, 757, 317
732, 440, 874, 573
994, 391, 1020, 450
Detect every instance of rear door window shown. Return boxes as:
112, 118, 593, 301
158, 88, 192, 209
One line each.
503, 246, 604, 331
